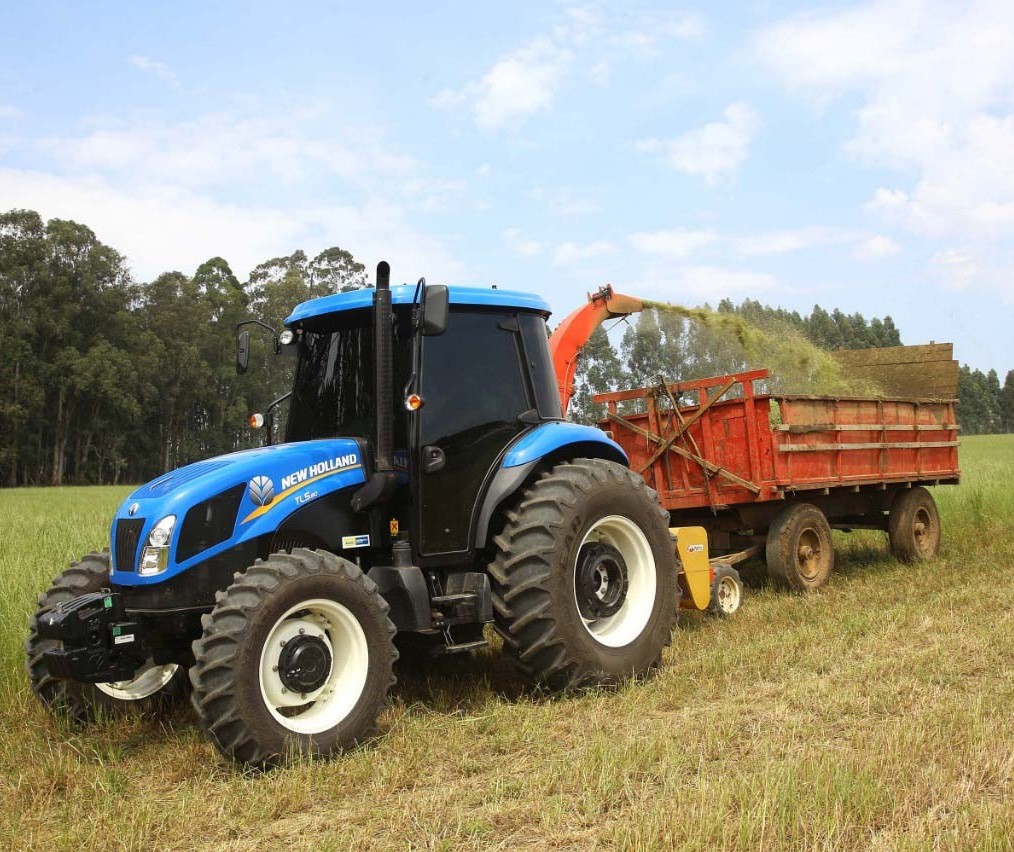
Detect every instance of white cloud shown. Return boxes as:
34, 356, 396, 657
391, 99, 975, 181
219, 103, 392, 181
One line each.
129, 55, 180, 88
0, 166, 465, 285
627, 224, 894, 261
0, 105, 21, 120
530, 185, 602, 217
639, 264, 781, 302
636, 103, 759, 183
754, 0, 1014, 295
731, 226, 855, 257
854, 234, 900, 261
502, 227, 542, 257
434, 38, 572, 132
628, 227, 717, 257
930, 248, 981, 291
44, 111, 418, 192
434, 6, 706, 132
0, 104, 465, 284
553, 240, 617, 266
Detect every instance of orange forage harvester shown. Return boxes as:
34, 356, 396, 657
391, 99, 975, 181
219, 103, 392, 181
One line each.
549, 285, 643, 417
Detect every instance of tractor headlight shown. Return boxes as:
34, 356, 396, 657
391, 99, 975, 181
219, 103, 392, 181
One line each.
139, 515, 175, 576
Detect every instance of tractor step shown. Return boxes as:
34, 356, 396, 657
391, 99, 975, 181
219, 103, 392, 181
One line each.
442, 639, 488, 655
430, 592, 476, 605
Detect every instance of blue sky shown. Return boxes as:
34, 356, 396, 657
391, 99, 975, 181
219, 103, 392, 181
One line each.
1, 0, 1011, 372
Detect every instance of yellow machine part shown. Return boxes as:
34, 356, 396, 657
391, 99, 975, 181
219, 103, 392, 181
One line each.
671, 526, 712, 610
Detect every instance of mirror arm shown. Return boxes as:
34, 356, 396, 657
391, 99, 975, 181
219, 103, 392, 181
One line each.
236, 318, 280, 353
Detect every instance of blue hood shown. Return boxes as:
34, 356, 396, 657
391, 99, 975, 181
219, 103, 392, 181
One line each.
111, 439, 366, 584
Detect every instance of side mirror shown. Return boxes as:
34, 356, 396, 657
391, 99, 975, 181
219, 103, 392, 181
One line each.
422, 285, 449, 336
236, 330, 250, 374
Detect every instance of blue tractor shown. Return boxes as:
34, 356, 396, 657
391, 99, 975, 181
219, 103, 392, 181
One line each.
27, 263, 678, 766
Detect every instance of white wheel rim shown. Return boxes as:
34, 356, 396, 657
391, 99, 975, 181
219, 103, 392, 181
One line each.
258, 598, 369, 735
716, 576, 741, 614
574, 515, 657, 648
95, 661, 178, 701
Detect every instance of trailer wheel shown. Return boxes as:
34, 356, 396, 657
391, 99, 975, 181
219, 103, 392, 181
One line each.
489, 459, 677, 690
765, 503, 834, 592
189, 548, 396, 768
888, 487, 941, 562
25, 551, 187, 723
708, 565, 743, 617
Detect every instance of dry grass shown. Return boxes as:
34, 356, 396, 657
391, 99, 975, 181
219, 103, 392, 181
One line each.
1, 436, 1012, 850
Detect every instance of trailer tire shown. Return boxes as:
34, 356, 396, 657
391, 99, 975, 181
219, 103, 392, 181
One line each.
765, 503, 834, 592
489, 459, 677, 690
189, 548, 397, 768
708, 565, 743, 617
888, 487, 941, 563
25, 551, 187, 724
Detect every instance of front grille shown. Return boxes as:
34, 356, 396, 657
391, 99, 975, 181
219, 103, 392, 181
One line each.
114, 518, 145, 572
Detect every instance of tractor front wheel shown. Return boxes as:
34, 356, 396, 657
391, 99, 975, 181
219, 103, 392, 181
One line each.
189, 548, 397, 768
25, 551, 187, 723
490, 459, 678, 690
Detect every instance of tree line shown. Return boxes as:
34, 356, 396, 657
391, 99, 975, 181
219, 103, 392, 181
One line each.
0, 209, 366, 486
1, 207, 1011, 486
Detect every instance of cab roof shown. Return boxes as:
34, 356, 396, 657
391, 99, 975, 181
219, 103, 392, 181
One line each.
285, 284, 551, 326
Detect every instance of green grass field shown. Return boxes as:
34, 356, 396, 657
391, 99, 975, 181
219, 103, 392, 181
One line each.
1, 436, 1012, 850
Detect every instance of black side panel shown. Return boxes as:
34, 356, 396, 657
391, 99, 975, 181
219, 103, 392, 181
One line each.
271, 488, 371, 557
417, 310, 531, 555
518, 313, 563, 420
176, 484, 246, 564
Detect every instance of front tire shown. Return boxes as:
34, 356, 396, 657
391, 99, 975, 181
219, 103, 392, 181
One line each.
490, 459, 678, 690
189, 549, 397, 768
25, 551, 186, 723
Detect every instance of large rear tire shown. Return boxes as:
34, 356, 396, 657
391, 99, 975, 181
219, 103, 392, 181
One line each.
490, 459, 677, 690
888, 486, 941, 562
189, 548, 397, 768
765, 503, 834, 592
25, 551, 187, 723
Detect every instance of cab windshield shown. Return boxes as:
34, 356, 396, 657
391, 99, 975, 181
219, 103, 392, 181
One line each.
284, 312, 411, 444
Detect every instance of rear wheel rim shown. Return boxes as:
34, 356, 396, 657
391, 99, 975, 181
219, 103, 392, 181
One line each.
258, 598, 369, 735
574, 515, 656, 648
913, 506, 936, 555
796, 527, 824, 580
95, 661, 178, 701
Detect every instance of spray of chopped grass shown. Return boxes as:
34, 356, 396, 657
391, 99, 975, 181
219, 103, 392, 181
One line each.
640, 300, 883, 396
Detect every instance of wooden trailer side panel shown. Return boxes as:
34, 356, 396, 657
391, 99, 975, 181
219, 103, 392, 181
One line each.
595, 370, 960, 512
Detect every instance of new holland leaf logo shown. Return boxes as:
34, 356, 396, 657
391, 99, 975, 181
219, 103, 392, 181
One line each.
248, 475, 275, 507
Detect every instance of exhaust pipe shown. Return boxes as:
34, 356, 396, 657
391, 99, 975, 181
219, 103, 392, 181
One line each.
351, 261, 398, 512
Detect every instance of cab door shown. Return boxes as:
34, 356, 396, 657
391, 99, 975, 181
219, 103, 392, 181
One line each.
414, 309, 532, 558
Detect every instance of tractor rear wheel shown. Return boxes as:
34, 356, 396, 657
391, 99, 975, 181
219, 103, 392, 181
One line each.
490, 459, 677, 690
888, 486, 941, 562
189, 548, 397, 768
25, 551, 187, 723
765, 503, 834, 592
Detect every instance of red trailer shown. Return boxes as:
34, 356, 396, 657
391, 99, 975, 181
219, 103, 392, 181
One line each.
593, 368, 960, 591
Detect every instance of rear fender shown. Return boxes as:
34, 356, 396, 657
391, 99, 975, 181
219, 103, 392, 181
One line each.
472, 422, 628, 549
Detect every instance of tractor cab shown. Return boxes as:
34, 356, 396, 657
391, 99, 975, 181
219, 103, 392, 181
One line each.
279, 275, 562, 563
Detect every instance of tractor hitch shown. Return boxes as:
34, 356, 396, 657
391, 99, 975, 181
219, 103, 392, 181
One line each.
36, 591, 149, 683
